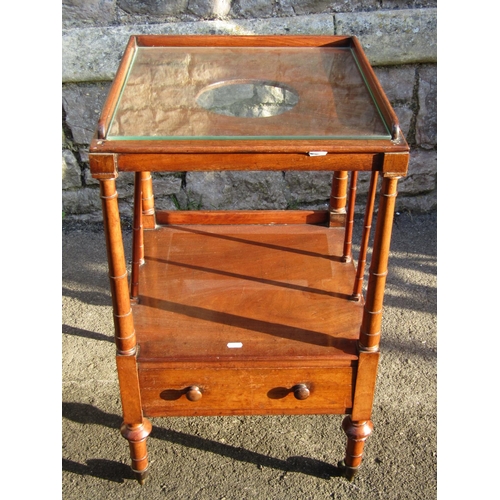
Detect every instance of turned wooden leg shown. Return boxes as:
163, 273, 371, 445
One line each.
131, 172, 144, 301
340, 416, 373, 481
329, 170, 348, 227
92, 163, 151, 484
121, 419, 153, 485
140, 171, 156, 229
342, 171, 358, 263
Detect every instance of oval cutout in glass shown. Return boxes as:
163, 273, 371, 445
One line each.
196, 79, 299, 118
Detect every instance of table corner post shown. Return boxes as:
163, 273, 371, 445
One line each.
90, 154, 151, 483
358, 173, 400, 352
329, 170, 348, 227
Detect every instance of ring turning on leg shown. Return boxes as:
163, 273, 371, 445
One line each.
121, 419, 153, 484
341, 416, 373, 481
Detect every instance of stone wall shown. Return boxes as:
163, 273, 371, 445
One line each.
62, 1, 437, 220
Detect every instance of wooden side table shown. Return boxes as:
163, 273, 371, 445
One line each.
89, 35, 409, 484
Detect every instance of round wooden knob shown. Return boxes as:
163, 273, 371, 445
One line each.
185, 386, 202, 402
293, 384, 310, 400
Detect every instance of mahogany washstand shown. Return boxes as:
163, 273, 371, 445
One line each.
89, 35, 409, 484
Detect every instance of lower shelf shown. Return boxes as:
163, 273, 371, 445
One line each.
132, 222, 364, 416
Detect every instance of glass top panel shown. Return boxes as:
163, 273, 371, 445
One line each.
107, 46, 391, 140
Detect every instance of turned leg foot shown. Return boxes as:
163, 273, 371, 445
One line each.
121, 419, 152, 484
341, 416, 373, 481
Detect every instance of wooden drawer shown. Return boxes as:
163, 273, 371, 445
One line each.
139, 366, 355, 417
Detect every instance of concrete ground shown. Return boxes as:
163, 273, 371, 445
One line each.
62, 210, 437, 499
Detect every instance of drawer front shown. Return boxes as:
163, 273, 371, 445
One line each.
139, 367, 354, 417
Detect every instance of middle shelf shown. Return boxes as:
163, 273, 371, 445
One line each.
133, 223, 364, 366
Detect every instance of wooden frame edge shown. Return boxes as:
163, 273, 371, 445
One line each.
97, 36, 138, 140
